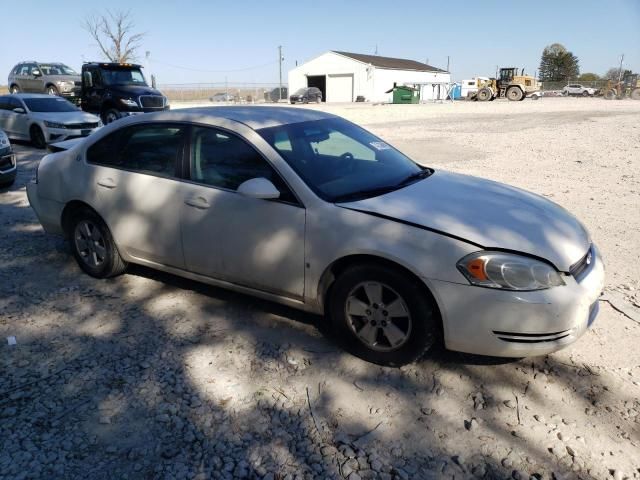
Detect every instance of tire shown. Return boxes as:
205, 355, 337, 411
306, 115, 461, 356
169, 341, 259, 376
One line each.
582, 90, 589, 97
531, 94, 540, 101
631, 88, 640, 100
29, 125, 46, 149
46, 85, 59, 96
102, 109, 121, 125
603, 90, 616, 100
328, 264, 440, 366
476, 88, 492, 102
506, 86, 524, 101
9, 85, 20, 94
68, 208, 127, 278
316, 96, 322, 103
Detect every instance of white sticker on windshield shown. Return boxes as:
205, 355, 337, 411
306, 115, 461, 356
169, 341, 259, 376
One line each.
369, 141, 391, 151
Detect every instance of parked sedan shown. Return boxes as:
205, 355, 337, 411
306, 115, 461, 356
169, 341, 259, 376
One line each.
289, 87, 322, 104
0, 94, 101, 148
0, 129, 16, 187
26, 107, 604, 366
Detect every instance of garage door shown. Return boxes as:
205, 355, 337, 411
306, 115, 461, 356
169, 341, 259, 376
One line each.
327, 74, 354, 103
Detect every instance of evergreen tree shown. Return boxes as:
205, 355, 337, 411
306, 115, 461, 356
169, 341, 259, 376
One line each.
539, 43, 580, 81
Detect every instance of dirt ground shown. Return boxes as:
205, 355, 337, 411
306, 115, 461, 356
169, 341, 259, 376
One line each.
1, 97, 639, 480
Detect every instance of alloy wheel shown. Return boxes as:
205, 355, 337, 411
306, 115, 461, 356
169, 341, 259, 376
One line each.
345, 281, 412, 352
74, 220, 107, 268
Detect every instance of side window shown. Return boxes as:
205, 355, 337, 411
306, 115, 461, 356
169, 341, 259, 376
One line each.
87, 125, 185, 177
7, 98, 23, 110
190, 127, 296, 203
18, 65, 30, 76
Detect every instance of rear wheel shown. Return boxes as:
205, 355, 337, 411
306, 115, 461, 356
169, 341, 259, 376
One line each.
329, 264, 439, 366
476, 88, 492, 101
506, 86, 524, 101
9, 85, 20, 94
603, 89, 616, 100
68, 208, 127, 278
29, 125, 46, 149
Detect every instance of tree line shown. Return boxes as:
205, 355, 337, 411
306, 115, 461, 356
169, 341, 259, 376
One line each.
538, 43, 631, 82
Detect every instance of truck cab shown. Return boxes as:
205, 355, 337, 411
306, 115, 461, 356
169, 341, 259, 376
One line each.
80, 62, 169, 124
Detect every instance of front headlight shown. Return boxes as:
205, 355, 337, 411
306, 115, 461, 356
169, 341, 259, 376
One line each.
120, 98, 138, 107
457, 252, 565, 291
44, 120, 66, 129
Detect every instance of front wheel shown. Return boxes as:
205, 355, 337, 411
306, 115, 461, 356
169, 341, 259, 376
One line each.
582, 90, 589, 97
476, 88, 492, 101
68, 209, 127, 278
29, 125, 46, 149
46, 85, 59, 96
102, 109, 121, 125
329, 264, 440, 366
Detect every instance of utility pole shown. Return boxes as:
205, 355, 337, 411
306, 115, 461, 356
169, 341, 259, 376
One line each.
278, 45, 283, 102
446, 56, 450, 72
618, 54, 625, 83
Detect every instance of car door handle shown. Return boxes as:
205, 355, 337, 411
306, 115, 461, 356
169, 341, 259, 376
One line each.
185, 196, 210, 209
97, 178, 117, 189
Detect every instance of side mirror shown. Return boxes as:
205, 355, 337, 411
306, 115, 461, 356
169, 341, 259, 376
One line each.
32, 69, 42, 77
83, 71, 93, 88
12, 107, 25, 114
236, 177, 280, 200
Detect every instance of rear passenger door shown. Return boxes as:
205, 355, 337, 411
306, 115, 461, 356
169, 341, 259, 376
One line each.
85, 123, 188, 268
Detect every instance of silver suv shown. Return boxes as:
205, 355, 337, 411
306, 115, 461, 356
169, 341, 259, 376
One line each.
8, 62, 81, 99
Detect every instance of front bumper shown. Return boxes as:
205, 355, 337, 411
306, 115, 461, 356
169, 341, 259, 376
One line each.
0, 151, 17, 184
429, 245, 605, 357
46, 126, 101, 144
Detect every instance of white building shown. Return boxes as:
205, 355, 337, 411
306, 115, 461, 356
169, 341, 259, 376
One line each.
288, 51, 450, 103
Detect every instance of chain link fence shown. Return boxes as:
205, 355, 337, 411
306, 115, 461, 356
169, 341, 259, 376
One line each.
540, 80, 611, 91
158, 83, 288, 104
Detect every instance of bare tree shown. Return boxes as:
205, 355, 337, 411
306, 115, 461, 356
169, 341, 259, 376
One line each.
83, 10, 145, 63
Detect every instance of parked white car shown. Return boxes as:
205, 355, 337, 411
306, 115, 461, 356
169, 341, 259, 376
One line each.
0, 94, 101, 148
26, 107, 604, 365
562, 84, 597, 97
0, 129, 16, 187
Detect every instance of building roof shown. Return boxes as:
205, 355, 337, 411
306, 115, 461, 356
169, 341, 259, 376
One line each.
332, 51, 447, 73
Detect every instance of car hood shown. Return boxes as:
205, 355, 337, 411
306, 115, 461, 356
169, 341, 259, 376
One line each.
339, 170, 590, 271
30, 111, 100, 124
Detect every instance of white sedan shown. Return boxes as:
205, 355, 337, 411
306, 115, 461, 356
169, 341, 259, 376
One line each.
26, 107, 604, 366
0, 94, 101, 149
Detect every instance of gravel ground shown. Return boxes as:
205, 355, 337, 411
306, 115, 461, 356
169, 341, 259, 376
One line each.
1, 97, 639, 480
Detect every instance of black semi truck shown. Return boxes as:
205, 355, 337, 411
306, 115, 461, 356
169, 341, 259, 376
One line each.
80, 62, 169, 124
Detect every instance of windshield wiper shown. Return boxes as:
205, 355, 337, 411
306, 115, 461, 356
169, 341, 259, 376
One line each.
333, 185, 401, 203
395, 168, 433, 187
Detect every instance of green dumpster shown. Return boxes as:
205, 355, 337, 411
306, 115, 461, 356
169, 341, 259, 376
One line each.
385, 84, 420, 104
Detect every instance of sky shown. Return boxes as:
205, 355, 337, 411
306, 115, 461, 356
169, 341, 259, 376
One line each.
2, 0, 639, 86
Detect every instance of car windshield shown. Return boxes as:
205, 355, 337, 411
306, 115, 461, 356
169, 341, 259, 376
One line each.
258, 118, 430, 202
294, 88, 308, 95
101, 68, 147, 86
23, 97, 79, 112
39, 64, 77, 75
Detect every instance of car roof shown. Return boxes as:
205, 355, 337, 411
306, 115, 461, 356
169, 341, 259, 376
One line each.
162, 106, 337, 129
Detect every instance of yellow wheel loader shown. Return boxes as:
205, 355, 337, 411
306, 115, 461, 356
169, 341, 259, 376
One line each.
475, 67, 541, 102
